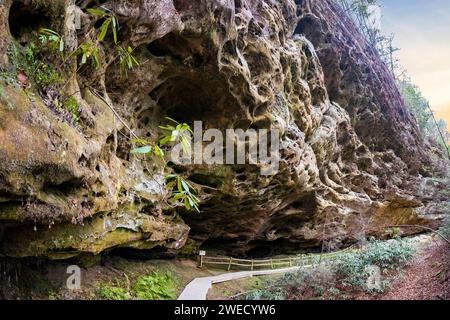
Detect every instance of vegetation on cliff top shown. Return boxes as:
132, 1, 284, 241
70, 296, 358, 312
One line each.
340, 0, 450, 159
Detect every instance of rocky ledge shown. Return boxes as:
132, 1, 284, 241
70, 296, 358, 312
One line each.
0, 0, 448, 259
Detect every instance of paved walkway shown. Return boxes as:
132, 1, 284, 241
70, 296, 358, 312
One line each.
177, 267, 301, 300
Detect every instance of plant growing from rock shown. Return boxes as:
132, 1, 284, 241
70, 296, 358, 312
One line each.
73, 41, 100, 68
39, 28, 65, 53
131, 117, 200, 212
116, 45, 139, 77
87, 8, 119, 44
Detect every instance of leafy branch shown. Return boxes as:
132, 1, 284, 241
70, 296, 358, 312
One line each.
39, 28, 65, 53
166, 174, 200, 213
130, 117, 200, 212
159, 117, 193, 154
87, 8, 119, 44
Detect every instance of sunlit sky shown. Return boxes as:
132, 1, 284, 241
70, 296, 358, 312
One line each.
380, 0, 450, 125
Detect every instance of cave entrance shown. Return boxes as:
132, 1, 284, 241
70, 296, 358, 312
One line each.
149, 74, 242, 129
8, 1, 54, 44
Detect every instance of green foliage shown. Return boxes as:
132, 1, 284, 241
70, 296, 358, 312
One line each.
73, 41, 100, 68
63, 96, 80, 125
239, 238, 414, 300
159, 117, 193, 154
39, 28, 65, 53
117, 45, 139, 77
166, 174, 200, 213
399, 79, 450, 152
130, 118, 200, 212
335, 237, 413, 292
133, 271, 177, 300
327, 287, 342, 297
3, 41, 62, 90
244, 287, 285, 300
96, 271, 177, 300
87, 8, 119, 44
96, 285, 132, 300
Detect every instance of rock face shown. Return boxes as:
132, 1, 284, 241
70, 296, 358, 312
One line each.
0, 0, 447, 259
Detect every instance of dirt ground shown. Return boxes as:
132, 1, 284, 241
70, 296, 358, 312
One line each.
373, 241, 449, 300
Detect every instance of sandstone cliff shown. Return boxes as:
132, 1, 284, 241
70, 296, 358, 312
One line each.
0, 0, 447, 259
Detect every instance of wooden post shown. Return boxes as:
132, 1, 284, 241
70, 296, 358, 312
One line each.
289, 258, 292, 267
228, 257, 232, 271
199, 250, 206, 268
271, 258, 274, 269
251, 260, 254, 271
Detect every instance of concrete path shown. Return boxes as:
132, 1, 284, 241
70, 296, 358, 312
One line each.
177, 266, 301, 300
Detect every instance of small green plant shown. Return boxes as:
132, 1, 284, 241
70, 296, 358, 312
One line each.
133, 271, 177, 300
243, 287, 285, 300
117, 45, 139, 76
327, 287, 341, 297
63, 96, 80, 125
159, 117, 193, 153
223, 290, 232, 297
130, 139, 165, 158
96, 285, 132, 300
130, 118, 200, 212
87, 8, 119, 44
73, 41, 100, 68
166, 174, 200, 212
4, 41, 62, 90
39, 28, 65, 53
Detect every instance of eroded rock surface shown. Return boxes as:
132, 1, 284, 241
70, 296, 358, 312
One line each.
0, 0, 447, 259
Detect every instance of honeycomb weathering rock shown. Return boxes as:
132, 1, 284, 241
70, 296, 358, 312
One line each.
0, 0, 447, 258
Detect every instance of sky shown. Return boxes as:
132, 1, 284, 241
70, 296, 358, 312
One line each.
380, 0, 450, 125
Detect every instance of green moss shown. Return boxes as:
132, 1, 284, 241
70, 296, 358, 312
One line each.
63, 96, 79, 125
0, 204, 23, 221
0, 84, 14, 109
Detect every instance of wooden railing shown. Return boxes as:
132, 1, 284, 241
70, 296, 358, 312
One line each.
199, 249, 355, 271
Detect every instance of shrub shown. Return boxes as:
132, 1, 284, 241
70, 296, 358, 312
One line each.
243, 287, 285, 300
335, 252, 367, 288
440, 214, 450, 238
133, 271, 177, 300
335, 237, 414, 292
96, 285, 132, 300
362, 237, 414, 269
